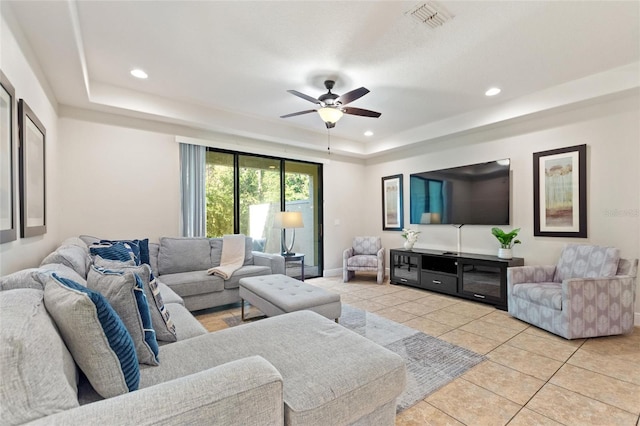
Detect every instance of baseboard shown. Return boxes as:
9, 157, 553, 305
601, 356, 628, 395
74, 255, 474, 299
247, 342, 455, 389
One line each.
323, 267, 391, 279
323, 268, 343, 277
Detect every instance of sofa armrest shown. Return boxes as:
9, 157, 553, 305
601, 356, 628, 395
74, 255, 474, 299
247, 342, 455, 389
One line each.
507, 265, 556, 294
253, 252, 285, 275
343, 247, 354, 262
561, 275, 637, 334
27, 356, 283, 426
563, 275, 637, 301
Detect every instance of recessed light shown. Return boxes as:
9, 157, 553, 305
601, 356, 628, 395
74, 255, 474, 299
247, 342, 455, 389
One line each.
485, 87, 501, 97
130, 69, 148, 79
364, 130, 374, 137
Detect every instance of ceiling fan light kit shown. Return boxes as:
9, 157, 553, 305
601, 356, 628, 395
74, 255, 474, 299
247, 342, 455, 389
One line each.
281, 79, 381, 129
317, 107, 343, 126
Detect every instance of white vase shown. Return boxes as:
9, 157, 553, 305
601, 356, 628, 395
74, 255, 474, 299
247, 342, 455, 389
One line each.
403, 241, 414, 250
498, 248, 512, 259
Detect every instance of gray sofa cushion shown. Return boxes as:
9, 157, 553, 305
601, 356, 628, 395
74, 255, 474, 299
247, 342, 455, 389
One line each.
0, 268, 46, 291
159, 271, 224, 297
0, 265, 86, 292
0, 289, 79, 425
157, 280, 184, 306
61, 237, 90, 252
140, 311, 405, 425
223, 265, 272, 290
163, 303, 207, 342
158, 237, 211, 275
40, 244, 91, 279
149, 242, 160, 277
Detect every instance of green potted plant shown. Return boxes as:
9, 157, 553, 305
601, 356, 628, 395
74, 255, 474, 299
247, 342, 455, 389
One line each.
491, 227, 521, 259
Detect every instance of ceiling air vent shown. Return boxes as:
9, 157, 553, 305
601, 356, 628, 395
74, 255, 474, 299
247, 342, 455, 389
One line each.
407, 1, 453, 28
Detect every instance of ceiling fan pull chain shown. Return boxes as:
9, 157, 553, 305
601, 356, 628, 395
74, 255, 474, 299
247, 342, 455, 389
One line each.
327, 129, 331, 155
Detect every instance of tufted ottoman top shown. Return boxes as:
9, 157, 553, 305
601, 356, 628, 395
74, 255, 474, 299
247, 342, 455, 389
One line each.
239, 274, 340, 312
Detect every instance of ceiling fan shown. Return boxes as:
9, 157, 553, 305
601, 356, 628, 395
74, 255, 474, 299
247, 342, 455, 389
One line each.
281, 80, 381, 129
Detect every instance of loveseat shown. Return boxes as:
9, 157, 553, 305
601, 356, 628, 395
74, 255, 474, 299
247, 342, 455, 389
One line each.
1, 237, 406, 425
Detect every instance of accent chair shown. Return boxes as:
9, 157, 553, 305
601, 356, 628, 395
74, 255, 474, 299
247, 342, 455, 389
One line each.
507, 244, 638, 339
343, 236, 385, 284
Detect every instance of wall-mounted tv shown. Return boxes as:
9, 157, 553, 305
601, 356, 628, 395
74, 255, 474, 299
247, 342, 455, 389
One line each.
410, 159, 510, 225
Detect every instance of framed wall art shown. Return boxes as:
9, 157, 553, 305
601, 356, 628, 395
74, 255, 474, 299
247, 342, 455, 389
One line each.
0, 70, 17, 243
382, 174, 403, 231
533, 144, 587, 238
18, 99, 47, 238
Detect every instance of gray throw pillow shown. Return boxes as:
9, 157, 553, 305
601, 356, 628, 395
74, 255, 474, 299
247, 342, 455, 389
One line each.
43, 273, 140, 398
94, 255, 136, 269
0, 289, 79, 425
40, 245, 91, 278
92, 263, 177, 342
87, 266, 160, 366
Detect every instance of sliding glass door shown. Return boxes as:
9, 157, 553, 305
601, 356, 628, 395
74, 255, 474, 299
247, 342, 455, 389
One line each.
284, 160, 322, 278
204, 149, 323, 278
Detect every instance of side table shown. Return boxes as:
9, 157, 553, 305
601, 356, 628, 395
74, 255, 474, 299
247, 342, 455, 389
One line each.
281, 253, 305, 281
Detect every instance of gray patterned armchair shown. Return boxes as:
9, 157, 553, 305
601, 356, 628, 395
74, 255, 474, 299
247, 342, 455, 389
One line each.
508, 244, 638, 339
343, 237, 385, 284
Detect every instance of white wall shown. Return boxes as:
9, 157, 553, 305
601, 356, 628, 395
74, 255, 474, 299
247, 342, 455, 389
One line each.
322, 160, 367, 276
55, 117, 365, 277
57, 118, 180, 242
364, 92, 640, 318
0, 8, 60, 275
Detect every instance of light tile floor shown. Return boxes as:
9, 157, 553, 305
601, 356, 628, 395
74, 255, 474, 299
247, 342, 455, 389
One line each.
195, 275, 640, 426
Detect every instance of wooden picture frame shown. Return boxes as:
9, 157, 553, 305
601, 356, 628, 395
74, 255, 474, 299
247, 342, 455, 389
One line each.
382, 174, 403, 231
0, 70, 17, 243
533, 144, 587, 238
18, 99, 46, 238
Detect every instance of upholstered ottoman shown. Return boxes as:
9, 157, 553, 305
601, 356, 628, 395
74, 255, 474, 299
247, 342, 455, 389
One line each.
239, 274, 341, 321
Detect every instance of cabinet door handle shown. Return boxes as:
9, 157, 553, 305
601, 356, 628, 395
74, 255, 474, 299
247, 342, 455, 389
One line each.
400, 278, 408, 283
473, 294, 486, 299
432, 280, 441, 284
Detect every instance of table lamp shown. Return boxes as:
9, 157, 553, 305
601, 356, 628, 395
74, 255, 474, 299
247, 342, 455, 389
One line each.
274, 211, 304, 256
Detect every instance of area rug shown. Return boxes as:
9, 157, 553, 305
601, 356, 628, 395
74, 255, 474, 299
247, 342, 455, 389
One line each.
225, 304, 486, 413
339, 304, 486, 413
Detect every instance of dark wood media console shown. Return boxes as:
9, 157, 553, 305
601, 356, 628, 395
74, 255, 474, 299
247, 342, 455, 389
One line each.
390, 248, 524, 310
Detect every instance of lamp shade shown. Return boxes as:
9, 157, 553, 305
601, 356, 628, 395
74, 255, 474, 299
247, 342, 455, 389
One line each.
317, 107, 343, 124
274, 211, 304, 229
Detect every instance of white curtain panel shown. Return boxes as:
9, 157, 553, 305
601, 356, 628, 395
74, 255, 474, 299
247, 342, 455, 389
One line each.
179, 143, 206, 237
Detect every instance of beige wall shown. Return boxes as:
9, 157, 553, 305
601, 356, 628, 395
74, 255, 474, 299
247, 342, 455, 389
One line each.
56, 118, 180, 242
0, 10, 60, 275
364, 92, 640, 319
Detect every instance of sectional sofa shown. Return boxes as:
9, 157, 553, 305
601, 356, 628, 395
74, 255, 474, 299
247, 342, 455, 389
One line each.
0, 236, 406, 425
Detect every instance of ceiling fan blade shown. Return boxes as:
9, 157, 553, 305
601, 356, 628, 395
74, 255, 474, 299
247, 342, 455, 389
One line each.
287, 90, 321, 104
280, 109, 316, 118
337, 87, 369, 106
342, 107, 381, 118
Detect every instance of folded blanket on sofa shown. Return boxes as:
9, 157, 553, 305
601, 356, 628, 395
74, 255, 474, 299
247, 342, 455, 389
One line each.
207, 235, 245, 279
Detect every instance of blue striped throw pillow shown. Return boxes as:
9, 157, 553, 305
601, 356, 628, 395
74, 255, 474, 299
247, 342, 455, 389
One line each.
90, 242, 136, 264
45, 273, 140, 396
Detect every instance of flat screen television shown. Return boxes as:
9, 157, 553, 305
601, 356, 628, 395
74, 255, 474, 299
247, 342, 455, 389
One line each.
410, 159, 510, 225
